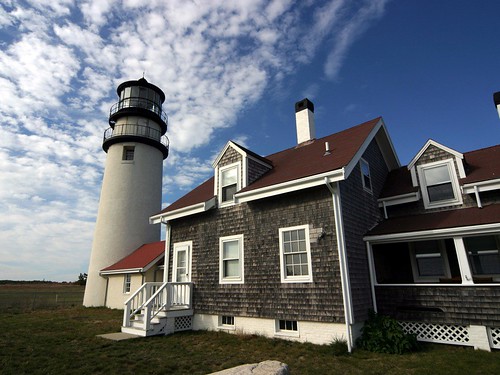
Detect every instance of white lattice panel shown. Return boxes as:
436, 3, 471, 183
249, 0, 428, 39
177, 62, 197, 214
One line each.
488, 327, 500, 349
400, 321, 470, 345
175, 316, 192, 332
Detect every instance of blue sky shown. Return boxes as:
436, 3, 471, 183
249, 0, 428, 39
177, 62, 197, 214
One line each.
1, 0, 499, 282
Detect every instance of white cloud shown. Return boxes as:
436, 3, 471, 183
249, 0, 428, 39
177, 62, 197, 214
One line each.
0, 0, 387, 281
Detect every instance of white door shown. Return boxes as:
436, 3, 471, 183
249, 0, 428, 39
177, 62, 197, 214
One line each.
173, 243, 191, 282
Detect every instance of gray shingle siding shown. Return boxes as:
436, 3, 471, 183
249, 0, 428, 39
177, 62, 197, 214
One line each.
340, 139, 389, 323
168, 186, 346, 322
375, 286, 500, 326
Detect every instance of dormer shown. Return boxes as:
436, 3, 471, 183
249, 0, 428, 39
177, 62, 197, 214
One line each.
407, 140, 466, 209
212, 141, 272, 207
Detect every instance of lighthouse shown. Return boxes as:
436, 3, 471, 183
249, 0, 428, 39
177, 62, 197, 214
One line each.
83, 78, 169, 307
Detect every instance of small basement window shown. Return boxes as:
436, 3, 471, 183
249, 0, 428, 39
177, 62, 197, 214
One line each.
221, 316, 234, 327
276, 319, 299, 337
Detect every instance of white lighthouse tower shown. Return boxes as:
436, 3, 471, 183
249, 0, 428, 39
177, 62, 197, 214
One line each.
83, 78, 169, 307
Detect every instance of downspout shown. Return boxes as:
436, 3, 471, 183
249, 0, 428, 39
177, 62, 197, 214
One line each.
162, 219, 171, 283
325, 178, 354, 352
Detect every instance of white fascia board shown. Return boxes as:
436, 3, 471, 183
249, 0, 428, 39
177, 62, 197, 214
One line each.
344, 119, 385, 177
378, 191, 420, 207
408, 139, 463, 170
235, 169, 345, 203
100, 268, 142, 276
462, 178, 500, 194
364, 222, 500, 243
149, 197, 216, 223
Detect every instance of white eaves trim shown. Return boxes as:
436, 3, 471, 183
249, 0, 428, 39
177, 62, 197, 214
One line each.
100, 253, 165, 276
378, 191, 420, 207
150, 197, 216, 224
462, 178, 500, 194
364, 222, 500, 244
408, 139, 464, 170
344, 119, 400, 177
235, 168, 345, 203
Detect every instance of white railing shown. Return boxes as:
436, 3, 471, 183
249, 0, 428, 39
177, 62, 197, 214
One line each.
123, 282, 193, 332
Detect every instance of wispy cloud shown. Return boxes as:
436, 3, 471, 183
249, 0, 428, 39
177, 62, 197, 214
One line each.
0, 0, 387, 280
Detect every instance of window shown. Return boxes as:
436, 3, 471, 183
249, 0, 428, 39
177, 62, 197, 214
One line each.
464, 235, 500, 278
122, 146, 135, 161
410, 240, 450, 282
220, 164, 238, 204
275, 319, 299, 336
418, 160, 462, 208
123, 274, 131, 293
360, 158, 372, 192
219, 234, 244, 284
279, 225, 312, 283
221, 316, 234, 326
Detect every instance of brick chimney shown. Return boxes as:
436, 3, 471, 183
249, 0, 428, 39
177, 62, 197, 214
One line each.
295, 98, 315, 144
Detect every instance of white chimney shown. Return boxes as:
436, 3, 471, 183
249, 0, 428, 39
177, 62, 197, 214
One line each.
494, 92, 500, 119
295, 98, 315, 144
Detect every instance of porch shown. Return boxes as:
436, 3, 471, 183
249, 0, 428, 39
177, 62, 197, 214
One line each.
365, 233, 500, 350
121, 282, 193, 337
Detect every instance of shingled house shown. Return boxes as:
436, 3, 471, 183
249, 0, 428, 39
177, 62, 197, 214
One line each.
111, 98, 499, 351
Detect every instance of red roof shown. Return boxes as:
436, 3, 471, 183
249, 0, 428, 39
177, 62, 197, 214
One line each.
461, 145, 500, 184
101, 241, 165, 272
160, 118, 381, 215
366, 204, 500, 237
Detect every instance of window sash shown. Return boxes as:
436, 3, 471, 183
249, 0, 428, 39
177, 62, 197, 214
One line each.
220, 235, 244, 283
464, 235, 500, 276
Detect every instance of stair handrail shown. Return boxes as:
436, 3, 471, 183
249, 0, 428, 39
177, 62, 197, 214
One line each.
123, 282, 163, 328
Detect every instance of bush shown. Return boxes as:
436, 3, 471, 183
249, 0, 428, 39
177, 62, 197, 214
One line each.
356, 311, 419, 354
330, 337, 349, 356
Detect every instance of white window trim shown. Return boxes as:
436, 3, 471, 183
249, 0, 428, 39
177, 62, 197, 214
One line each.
279, 224, 313, 283
172, 241, 192, 283
409, 240, 451, 283
219, 234, 244, 284
217, 162, 241, 207
360, 158, 373, 193
417, 158, 462, 209
274, 319, 300, 337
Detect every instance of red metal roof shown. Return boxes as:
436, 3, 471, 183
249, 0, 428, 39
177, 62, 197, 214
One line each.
366, 204, 500, 237
160, 118, 381, 215
101, 241, 165, 272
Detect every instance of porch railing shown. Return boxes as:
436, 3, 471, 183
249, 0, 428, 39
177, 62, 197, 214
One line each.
123, 282, 193, 331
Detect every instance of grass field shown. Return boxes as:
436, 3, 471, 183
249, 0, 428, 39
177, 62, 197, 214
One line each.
1, 284, 499, 374
0, 282, 84, 312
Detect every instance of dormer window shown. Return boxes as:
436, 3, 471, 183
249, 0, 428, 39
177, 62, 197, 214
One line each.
219, 163, 239, 205
417, 159, 462, 209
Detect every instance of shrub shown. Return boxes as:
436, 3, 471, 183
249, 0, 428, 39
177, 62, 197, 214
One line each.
330, 337, 349, 356
356, 310, 419, 354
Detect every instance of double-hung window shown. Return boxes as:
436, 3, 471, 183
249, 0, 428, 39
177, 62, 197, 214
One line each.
279, 225, 312, 283
219, 164, 239, 205
464, 235, 500, 279
123, 273, 131, 293
418, 159, 462, 208
219, 234, 244, 284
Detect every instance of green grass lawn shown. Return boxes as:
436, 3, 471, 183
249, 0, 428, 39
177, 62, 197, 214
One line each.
0, 307, 499, 375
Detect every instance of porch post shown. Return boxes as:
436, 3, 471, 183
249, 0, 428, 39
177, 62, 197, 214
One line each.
452, 237, 474, 285
366, 241, 378, 313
